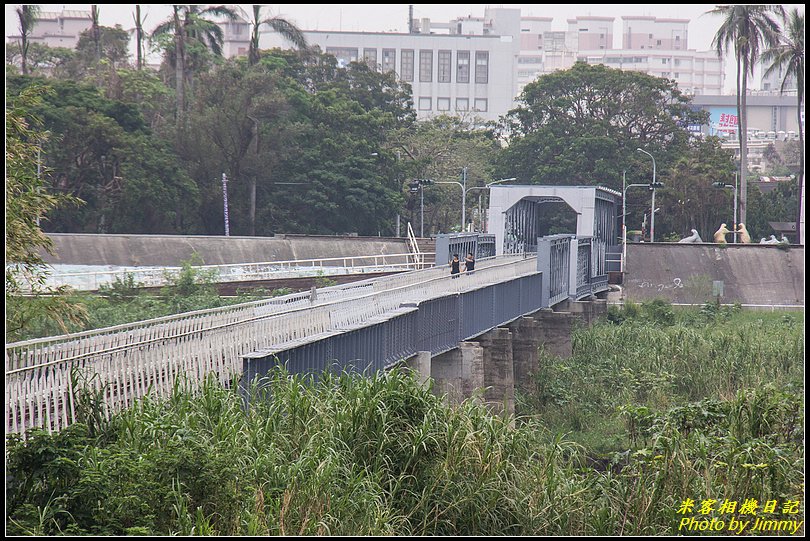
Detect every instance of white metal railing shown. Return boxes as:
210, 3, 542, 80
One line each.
406, 222, 425, 269
16, 253, 425, 292
6, 255, 537, 436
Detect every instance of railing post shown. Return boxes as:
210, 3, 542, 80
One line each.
569, 236, 579, 299
536, 236, 551, 308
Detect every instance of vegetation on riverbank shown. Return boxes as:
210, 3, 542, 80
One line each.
6, 305, 804, 535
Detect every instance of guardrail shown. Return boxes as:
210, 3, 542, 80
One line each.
6, 233, 606, 437
17, 253, 427, 292
6, 255, 536, 436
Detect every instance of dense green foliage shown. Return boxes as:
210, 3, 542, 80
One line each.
5, 85, 88, 340
10, 260, 280, 342
7, 32, 801, 241
6, 308, 803, 535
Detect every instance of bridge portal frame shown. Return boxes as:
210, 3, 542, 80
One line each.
487, 185, 621, 259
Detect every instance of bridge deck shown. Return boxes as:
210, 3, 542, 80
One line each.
7, 234, 608, 437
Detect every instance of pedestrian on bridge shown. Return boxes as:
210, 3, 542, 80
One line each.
450, 254, 461, 278
464, 252, 476, 274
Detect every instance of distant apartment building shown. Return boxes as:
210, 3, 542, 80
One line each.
260, 7, 522, 122
256, 8, 730, 120
7, 9, 92, 50
219, 7, 251, 58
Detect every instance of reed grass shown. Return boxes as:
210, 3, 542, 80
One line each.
6, 306, 804, 536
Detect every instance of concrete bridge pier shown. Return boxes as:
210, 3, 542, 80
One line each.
407, 300, 607, 415
556, 298, 608, 326
474, 328, 515, 416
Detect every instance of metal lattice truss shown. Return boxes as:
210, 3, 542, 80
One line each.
487, 186, 621, 266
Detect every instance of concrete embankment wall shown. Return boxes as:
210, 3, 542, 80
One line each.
623, 244, 804, 307
41, 233, 413, 266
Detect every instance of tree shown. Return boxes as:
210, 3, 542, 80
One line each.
151, 5, 237, 121
6, 42, 75, 78
708, 4, 785, 227
68, 25, 131, 86
657, 137, 736, 241
392, 115, 499, 234
248, 5, 308, 66
7, 76, 199, 235
186, 60, 289, 235
15, 4, 40, 76
6, 85, 87, 340
133, 5, 146, 70
499, 62, 707, 193
760, 7, 804, 243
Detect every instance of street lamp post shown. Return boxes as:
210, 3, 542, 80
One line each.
622, 175, 650, 249
636, 148, 660, 242
713, 171, 739, 243
435, 167, 468, 232
409, 179, 434, 237
468, 177, 516, 232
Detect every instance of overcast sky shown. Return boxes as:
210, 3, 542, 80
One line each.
5, 4, 803, 94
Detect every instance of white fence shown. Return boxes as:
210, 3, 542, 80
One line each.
16, 253, 428, 292
6, 256, 535, 436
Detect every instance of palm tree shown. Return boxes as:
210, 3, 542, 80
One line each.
151, 5, 237, 120
761, 8, 804, 244
707, 5, 785, 227
248, 5, 308, 66
91, 5, 102, 63
16, 5, 41, 75
133, 5, 146, 70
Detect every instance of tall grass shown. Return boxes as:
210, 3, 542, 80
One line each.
6, 306, 804, 536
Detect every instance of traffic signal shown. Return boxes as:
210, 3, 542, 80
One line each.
649, 181, 664, 190
409, 179, 434, 192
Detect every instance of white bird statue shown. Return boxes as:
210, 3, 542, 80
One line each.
763, 235, 780, 245
759, 238, 769, 244
678, 229, 702, 243
736, 223, 751, 244
713, 223, 731, 244
779, 235, 790, 244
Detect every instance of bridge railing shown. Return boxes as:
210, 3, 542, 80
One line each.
574, 237, 593, 299
20, 253, 425, 292
537, 235, 571, 307
244, 271, 545, 381
6, 255, 538, 436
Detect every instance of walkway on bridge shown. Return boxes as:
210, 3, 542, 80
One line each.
6, 233, 607, 437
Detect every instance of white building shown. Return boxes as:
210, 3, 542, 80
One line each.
6, 9, 92, 50
256, 8, 728, 120
260, 7, 521, 123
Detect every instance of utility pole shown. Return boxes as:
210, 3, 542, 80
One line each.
222, 173, 230, 236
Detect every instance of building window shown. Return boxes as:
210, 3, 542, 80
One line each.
457, 51, 470, 83
363, 48, 377, 69
382, 48, 396, 73
437, 97, 450, 111
418, 97, 432, 111
456, 98, 469, 111
473, 98, 488, 112
326, 47, 359, 68
475, 51, 489, 84
419, 50, 433, 82
401, 49, 414, 81
438, 50, 452, 83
